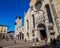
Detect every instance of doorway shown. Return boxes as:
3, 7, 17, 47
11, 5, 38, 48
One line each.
40, 29, 47, 40
37, 23, 47, 40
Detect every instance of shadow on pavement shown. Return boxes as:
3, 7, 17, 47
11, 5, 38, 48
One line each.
30, 45, 58, 48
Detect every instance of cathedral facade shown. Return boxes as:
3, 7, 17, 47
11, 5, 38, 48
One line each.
15, 0, 60, 43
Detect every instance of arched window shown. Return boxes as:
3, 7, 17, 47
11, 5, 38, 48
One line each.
35, 0, 42, 6
34, 0, 42, 11
45, 4, 53, 23
37, 23, 45, 28
26, 20, 29, 30
32, 14, 35, 28
27, 32, 29, 39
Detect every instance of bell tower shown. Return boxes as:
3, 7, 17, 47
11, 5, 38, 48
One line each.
14, 16, 22, 39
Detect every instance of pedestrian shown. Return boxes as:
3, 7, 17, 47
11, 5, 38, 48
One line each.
36, 38, 38, 42
52, 38, 56, 48
14, 38, 16, 44
53, 38, 56, 45
6, 36, 7, 40
45, 38, 47, 45
25, 38, 26, 42
50, 38, 52, 44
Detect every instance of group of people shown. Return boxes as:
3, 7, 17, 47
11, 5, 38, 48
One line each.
50, 38, 56, 45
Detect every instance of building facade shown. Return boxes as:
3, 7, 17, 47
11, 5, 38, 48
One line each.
7, 31, 14, 40
0, 24, 8, 39
15, 0, 60, 43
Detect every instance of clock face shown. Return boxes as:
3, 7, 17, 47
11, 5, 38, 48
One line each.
34, 0, 42, 11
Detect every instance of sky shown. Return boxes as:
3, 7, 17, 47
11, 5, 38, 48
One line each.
0, 0, 30, 31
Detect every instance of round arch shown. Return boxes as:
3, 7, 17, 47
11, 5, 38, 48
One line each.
37, 23, 45, 28
37, 23, 47, 40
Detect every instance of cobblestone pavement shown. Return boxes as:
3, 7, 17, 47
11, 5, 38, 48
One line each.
0, 40, 45, 48
30, 45, 60, 48
0, 40, 32, 48
0, 40, 60, 48
0, 40, 32, 47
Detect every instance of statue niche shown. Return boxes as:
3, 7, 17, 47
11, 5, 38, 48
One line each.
35, 0, 42, 11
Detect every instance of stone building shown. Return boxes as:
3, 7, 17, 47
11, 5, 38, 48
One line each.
15, 0, 60, 43
15, 16, 24, 40
0, 24, 8, 39
7, 31, 14, 40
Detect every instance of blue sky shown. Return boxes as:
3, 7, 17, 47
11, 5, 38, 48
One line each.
0, 0, 30, 31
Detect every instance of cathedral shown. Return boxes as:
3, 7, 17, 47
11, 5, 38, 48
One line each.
15, 0, 60, 43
